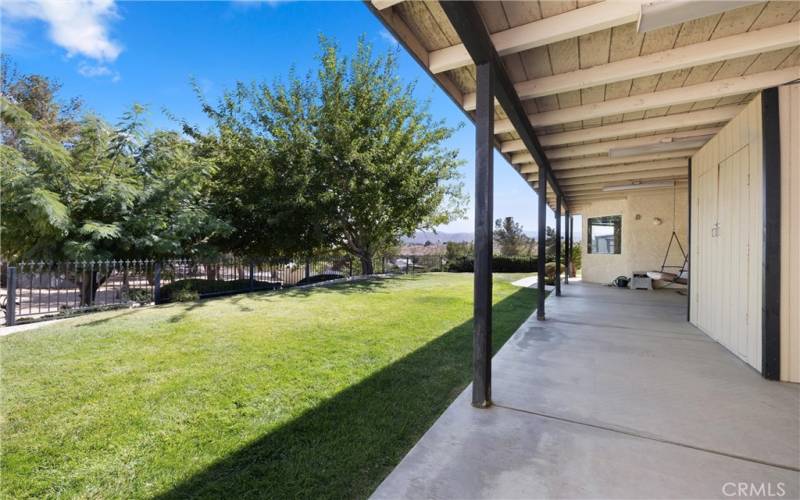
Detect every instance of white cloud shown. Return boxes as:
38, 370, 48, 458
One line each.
2, 0, 122, 61
77, 61, 120, 81
379, 29, 398, 47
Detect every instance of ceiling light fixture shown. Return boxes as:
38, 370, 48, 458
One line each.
608, 134, 715, 158
637, 1, 764, 33
603, 180, 675, 192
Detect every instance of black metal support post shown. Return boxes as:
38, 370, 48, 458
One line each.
761, 87, 781, 380
6, 267, 16, 326
687, 159, 692, 322
555, 196, 562, 297
569, 215, 574, 280
564, 211, 570, 285
472, 61, 494, 408
537, 169, 547, 320
153, 262, 162, 304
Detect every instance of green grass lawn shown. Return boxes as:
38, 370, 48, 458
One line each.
1, 273, 538, 499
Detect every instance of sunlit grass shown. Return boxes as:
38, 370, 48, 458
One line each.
2, 273, 538, 499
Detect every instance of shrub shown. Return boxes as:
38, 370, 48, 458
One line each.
173, 288, 200, 302
159, 278, 280, 302
125, 288, 152, 304
447, 256, 538, 273
544, 262, 557, 285
296, 273, 345, 286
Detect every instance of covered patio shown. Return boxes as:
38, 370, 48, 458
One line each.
367, 1, 799, 497
372, 282, 800, 498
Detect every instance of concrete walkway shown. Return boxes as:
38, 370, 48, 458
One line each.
372, 282, 800, 499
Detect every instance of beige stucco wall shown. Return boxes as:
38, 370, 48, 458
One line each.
581, 188, 688, 285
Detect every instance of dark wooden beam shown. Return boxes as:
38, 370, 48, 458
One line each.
569, 215, 575, 284
564, 211, 570, 285
555, 196, 562, 296
761, 87, 781, 381
687, 158, 692, 322
537, 168, 547, 320
473, 61, 494, 407
439, 1, 566, 204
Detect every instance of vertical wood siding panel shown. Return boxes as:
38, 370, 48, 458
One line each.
690, 94, 764, 371
780, 84, 800, 382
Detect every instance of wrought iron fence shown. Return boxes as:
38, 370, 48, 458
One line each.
1, 254, 445, 325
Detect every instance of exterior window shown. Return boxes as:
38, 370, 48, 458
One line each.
587, 216, 621, 254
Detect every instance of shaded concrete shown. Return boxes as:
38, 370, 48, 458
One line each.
372, 283, 800, 499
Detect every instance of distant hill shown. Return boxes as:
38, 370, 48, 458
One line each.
402, 230, 473, 244
403, 228, 581, 245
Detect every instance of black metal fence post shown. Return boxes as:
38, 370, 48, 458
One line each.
406, 256, 410, 274
305, 257, 311, 280
249, 262, 255, 292
555, 195, 562, 297
6, 266, 16, 326
154, 262, 162, 304
349, 256, 353, 277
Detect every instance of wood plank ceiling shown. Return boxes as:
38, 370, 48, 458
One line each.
370, 0, 800, 213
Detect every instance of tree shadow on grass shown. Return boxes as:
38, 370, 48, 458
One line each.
244, 275, 414, 304
156, 286, 538, 500
167, 300, 209, 324
73, 309, 140, 328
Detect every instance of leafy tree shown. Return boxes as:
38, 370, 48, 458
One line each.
1, 98, 229, 303
197, 37, 466, 272
493, 217, 529, 256
1, 55, 83, 145
188, 77, 330, 258
445, 241, 473, 261
570, 241, 582, 272
544, 226, 562, 263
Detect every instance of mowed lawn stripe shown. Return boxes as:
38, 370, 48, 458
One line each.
1, 273, 538, 499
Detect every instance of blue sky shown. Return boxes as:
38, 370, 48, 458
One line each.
1, 0, 565, 234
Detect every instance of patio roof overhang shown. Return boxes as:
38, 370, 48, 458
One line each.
368, 0, 800, 214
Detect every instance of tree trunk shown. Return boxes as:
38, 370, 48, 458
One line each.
120, 268, 130, 299
206, 264, 217, 281
360, 254, 374, 275
77, 270, 100, 307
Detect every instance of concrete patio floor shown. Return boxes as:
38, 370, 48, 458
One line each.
372, 282, 800, 499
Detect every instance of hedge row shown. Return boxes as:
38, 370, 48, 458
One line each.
159, 278, 281, 302
447, 256, 538, 273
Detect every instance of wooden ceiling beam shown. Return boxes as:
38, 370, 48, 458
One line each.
566, 193, 631, 201
439, 1, 567, 204
513, 105, 744, 146
463, 22, 800, 110
501, 127, 721, 155
566, 186, 681, 203
532, 167, 688, 186
371, 0, 404, 10
555, 159, 689, 179
552, 151, 694, 170
512, 148, 695, 168
544, 128, 719, 158
563, 179, 688, 194
429, 1, 640, 74
526, 67, 799, 128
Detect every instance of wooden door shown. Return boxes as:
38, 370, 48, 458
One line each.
717, 146, 751, 360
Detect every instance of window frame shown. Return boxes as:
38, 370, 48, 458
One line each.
587, 215, 622, 255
